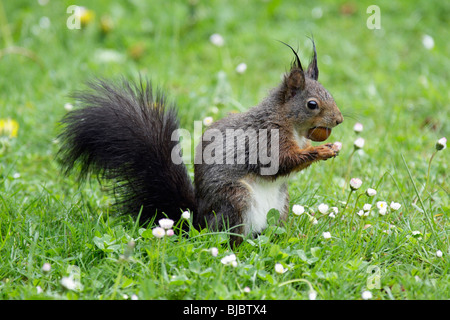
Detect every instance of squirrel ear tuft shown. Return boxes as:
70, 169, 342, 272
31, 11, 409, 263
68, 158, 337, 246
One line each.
283, 68, 305, 101
306, 39, 319, 80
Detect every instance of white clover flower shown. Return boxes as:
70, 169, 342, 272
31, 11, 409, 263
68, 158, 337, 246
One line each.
357, 210, 365, 217
292, 204, 305, 216
362, 290, 373, 300
436, 137, 447, 151
166, 229, 174, 236
210, 33, 224, 47
158, 218, 174, 229
328, 212, 336, 219
331, 207, 338, 214
203, 116, 213, 126
390, 202, 401, 211
377, 201, 387, 214
210, 247, 219, 257
181, 211, 190, 219
243, 286, 251, 293
235, 63, 247, 74
333, 141, 342, 151
350, 178, 362, 190
318, 203, 329, 214
422, 34, 434, 50
221, 254, 237, 266
366, 188, 377, 197
322, 231, 331, 239
354, 137, 365, 149
63, 103, 73, 111
436, 250, 443, 258
202, 116, 213, 126
274, 263, 287, 274
152, 227, 165, 238
412, 231, 423, 240
60, 276, 78, 291
363, 203, 372, 212
42, 263, 51, 273
353, 122, 363, 133
308, 290, 317, 300
131, 294, 139, 300
311, 217, 318, 225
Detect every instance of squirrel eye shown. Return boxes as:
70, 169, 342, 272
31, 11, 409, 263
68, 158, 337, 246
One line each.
307, 100, 318, 110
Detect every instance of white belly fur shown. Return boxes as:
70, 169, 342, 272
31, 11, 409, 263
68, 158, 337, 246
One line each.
240, 131, 307, 235
241, 176, 288, 235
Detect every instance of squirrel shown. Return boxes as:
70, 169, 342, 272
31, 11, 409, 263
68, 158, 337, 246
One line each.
58, 41, 343, 246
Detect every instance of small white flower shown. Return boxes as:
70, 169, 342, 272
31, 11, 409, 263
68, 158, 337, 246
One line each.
181, 211, 190, 219
166, 229, 174, 236
331, 207, 338, 214
436, 137, 447, 151
42, 263, 51, 273
203, 116, 213, 126
308, 290, 317, 300
436, 250, 443, 258
318, 203, 329, 214
333, 141, 342, 151
377, 201, 387, 213
36, 286, 43, 294
354, 137, 365, 149
158, 218, 174, 229
152, 227, 165, 238
292, 204, 305, 216
362, 290, 373, 300
363, 203, 372, 212
322, 231, 331, 239
60, 276, 77, 291
311, 217, 318, 225
274, 263, 287, 274
411, 231, 423, 240
357, 210, 365, 217
64, 103, 74, 111
353, 122, 363, 133
390, 202, 401, 211
210, 247, 219, 257
422, 34, 434, 50
328, 212, 335, 219
210, 33, 225, 47
366, 188, 377, 197
131, 294, 139, 300
350, 178, 362, 190
221, 254, 237, 266
13, 172, 21, 179
235, 63, 247, 74
244, 286, 251, 293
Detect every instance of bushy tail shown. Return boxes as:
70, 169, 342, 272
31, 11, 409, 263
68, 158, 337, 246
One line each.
58, 79, 196, 224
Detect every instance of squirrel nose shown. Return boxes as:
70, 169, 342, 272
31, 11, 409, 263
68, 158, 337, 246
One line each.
335, 113, 344, 125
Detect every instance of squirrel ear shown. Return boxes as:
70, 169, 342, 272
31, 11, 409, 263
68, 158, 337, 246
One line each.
306, 40, 319, 80
284, 68, 305, 101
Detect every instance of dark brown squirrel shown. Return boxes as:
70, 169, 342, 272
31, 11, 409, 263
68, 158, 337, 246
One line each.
58, 41, 343, 245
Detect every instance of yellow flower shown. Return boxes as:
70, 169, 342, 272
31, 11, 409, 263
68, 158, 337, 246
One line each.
0, 119, 19, 138
76, 6, 94, 27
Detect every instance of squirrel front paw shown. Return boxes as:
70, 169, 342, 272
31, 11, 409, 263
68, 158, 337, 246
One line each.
315, 143, 340, 160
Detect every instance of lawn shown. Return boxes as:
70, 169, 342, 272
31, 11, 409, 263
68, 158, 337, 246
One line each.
0, 0, 448, 301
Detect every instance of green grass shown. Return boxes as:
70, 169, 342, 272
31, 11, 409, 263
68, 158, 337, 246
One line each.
0, 0, 448, 300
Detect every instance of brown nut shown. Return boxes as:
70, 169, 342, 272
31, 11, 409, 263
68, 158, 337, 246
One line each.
307, 127, 332, 142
